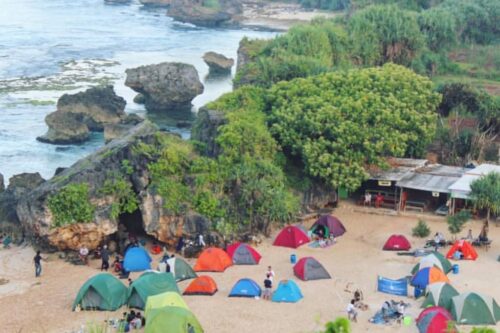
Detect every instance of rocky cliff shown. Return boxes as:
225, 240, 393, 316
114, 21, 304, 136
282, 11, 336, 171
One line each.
167, 0, 243, 27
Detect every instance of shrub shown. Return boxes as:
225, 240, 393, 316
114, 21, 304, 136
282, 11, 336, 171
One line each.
100, 175, 139, 219
322, 317, 351, 333
48, 183, 95, 227
412, 220, 431, 238
471, 327, 497, 333
447, 210, 471, 236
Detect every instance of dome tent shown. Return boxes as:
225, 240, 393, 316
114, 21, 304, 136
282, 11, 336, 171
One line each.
272, 280, 303, 303
184, 276, 218, 296
412, 252, 453, 275
127, 273, 180, 309
145, 306, 203, 333
145, 291, 188, 318
194, 247, 232, 272
72, 273, 127, 311
421, 282, 459, 310
450, 292, 500, 325
228, 278, 261, 298
417, 306, 457, 333
446, 240, 478, 260
273, 225, 310, 249
310, 215, 346, 237
383, 234, 411, 251
293, 257, 331, 281
123, 247, 152, 272
411, 267, 449, 289
226, 242, 261, 265
166, 257, 197, 281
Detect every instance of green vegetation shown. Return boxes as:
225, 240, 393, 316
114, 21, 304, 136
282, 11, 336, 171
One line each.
447, 210, 471, 237
321, 317, 351, 333
47, 183, 95, 227
412, 220, 431, 238
100, 174, 139, 219
469, 172, 500, 224
268, 64, 439, 191
470, 327, 497, 333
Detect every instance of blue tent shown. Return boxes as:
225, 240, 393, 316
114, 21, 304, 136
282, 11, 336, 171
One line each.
123, 247, 152, 272
228, 278, 261, 297
272, 280, 303, 303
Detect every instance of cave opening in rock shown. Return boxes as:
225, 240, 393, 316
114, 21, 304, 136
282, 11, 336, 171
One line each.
113, 208, 157, 254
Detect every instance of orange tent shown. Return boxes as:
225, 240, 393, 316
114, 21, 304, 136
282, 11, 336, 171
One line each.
446, 240, 478, 260
183, 275, 218, 296
193, 247, 233, 272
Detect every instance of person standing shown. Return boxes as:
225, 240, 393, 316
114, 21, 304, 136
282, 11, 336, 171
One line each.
34, 250, 42, 277
347, 299, 357, 322
101, 245, 110, 271
266, 266, 275, 282
263, 274, 272, 300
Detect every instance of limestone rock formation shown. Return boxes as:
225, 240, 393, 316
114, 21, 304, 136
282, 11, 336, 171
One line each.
167, 0, 243, 27
37, 111, 90, 144
203, 51, 234, 74
125, 62, 204, 112
133, 93, 146, 104
104, 114, 144, 143
191, 107, 227, 157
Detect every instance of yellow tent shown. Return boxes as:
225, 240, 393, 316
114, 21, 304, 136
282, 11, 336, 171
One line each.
145, 292, 189, 318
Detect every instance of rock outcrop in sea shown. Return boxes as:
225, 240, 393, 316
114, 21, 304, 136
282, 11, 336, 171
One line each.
125, 62, 204, 112
37, 85, 127, 144
139, 0, 171, 5
203, 51, 234, 74
167, 0, 243, 27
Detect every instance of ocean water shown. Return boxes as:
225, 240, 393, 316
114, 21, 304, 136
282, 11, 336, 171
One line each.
0, 0, 275, 182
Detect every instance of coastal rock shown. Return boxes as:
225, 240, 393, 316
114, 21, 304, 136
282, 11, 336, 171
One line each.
125, 62, 204, 112
133, 93, 146, 104
203, 51, 234, 73
300, 182, 338, 213
167, 0, 243, 27
37, 111, 90, 144
139, 0, 171, 5
0, 173, 4, 193
57, 85, 126, 131
104, 114, 144, 143
191, 107, 227, 157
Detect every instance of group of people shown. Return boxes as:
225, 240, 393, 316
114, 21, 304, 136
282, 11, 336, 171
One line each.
363, 192, 385, 208
346, 289, 365, 322
108, 310, 145, 331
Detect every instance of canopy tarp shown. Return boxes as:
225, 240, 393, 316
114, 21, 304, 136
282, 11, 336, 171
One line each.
377, 276, 408, 296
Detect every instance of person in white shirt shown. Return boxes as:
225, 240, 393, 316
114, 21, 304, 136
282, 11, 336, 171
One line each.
79, 246, 89, 265
266, 266, 275, 282
347, 300, 357, 322
197, 234, 206, 247
396, 301, 405, 323
364, 193, 372, 206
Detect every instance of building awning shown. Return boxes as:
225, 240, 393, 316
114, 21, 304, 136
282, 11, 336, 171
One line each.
396, 165, 466, 193
448, 164, 500, 199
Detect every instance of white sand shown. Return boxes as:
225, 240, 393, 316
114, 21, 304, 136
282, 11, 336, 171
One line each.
1, 203, 499, 333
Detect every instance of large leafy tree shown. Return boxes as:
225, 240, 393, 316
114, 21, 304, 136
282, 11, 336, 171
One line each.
469, 172, 500, 224
267, 64, 440, 191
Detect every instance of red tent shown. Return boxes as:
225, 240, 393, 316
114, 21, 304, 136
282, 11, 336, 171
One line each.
226, 242, 262, 265
293, 257, 331, 281
273, 226, 310, 249
383, 234, 411, 251
417, 306, 456, 333
446, 240, 478, 260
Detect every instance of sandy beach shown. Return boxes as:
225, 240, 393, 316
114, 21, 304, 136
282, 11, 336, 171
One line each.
1, 203, 499, 333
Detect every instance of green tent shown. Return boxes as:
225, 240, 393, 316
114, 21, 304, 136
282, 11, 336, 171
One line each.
167, 257, 197, 282
451, 292, 500, 325
128, 272, 180, 309
145, 291, 189, 318
412, 252, 452, 275
145, 306, 203, 333
72, 273, 127, 311
421, 282, 459, 310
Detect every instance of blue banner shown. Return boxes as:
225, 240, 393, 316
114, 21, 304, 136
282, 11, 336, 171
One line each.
377, 276, 408, 296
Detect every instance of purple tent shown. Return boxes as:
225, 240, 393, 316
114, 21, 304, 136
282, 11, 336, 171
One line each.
310, 215, 346, 237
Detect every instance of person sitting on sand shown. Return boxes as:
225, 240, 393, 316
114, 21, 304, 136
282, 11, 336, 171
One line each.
396, 301, 405, 323
479, 222, 489, 242
381, 301, 391, 322
263, 274, 272, 300
79, 245, 89, 265
453, 248, 464, 260
131, 312, 143, 329
354, 289, 363, 303
151, 242, 161, 255
126, 310, 136, 323
347, 299, 357, 322
113, 256, 122, 273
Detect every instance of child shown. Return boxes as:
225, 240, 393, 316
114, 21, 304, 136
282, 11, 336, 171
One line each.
263, 274, 272, 300
347, 299, 357, 322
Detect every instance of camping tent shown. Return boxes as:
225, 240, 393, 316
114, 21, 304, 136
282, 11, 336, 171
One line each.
226, 242, 261, 265
446, 240, 478, 260
166, 257, 197, 281
145, 292, 188, 318
72, 273, 127, 311
272, 280, 303, 303
193, 247, 232, 272
123, 247, 152, 272
417, 306, 456, 333
128, 272, 180, 309
383, 235, 411, 251
421, 282, 459, 310
411, 267, 450, 289
273, 225, 310, 249
310, 215, 346, 237
293, 257, 331, 281
145, 306, 203, 333
412, 252, 453, 275
450, 292, 500, 325
228, 278, 261, 298
183, 276, 218, 296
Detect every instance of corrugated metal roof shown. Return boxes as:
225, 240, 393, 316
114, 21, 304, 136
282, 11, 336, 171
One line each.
449, 164, 500, 198
397, 165, 466, 193
369, 158, 428, 181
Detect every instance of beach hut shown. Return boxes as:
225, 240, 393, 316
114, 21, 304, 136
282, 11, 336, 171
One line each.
383, 234, 411, 251
193, 247, 232, 272
273, 225, 310, 249
293, 257, 331, 281
183, 276, 218, 296
145, 306, 203, 333
412, 252, 453, 274
145, 291, 188, 318
446, 240, 478, 260
166, 257, 197, 281
310, 215, 346, 238
411, 267, 450, 289
72, 273, 127, 311
128, 272, 180, 309
272, 280, 303, 303
226, 242, 262, 265
421, 282, 459, 310
228, 278, 261, 298
450, 292, 500, 325
123, 247, 152, 272
417, 306, 457, 333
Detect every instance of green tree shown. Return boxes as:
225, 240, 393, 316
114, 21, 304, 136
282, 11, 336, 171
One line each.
469, 172, 500, 225
268, 64, 440, 191
447, 210, 471, 238
417, 8, 456, 51
347, 5, 425, 66
47, 183, 96, 227
412, 220, 431, 238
